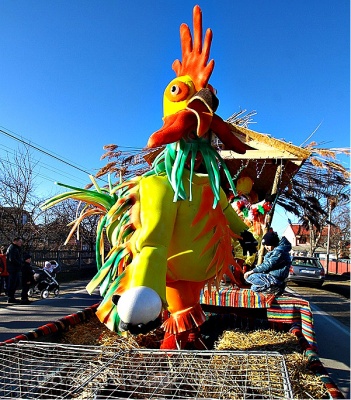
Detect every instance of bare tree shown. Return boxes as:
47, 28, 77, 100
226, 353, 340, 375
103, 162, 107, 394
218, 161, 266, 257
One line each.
38, 198, 100, 251
37, 200, 76, 250
0, 144, 100, 251
278, 146, 350, 255
329, 203, 351, 258
0, 145, 43, 248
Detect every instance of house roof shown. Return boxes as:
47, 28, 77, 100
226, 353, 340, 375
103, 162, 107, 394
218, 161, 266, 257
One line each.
289, 223, 339, 238
290, 224, 310, 236
219, 124, 312, 201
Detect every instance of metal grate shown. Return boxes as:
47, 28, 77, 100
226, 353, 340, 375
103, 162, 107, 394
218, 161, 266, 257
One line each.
0, 342, 293, 399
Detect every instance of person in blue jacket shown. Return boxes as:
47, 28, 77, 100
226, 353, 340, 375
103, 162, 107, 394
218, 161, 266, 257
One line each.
244, 230, 292, 295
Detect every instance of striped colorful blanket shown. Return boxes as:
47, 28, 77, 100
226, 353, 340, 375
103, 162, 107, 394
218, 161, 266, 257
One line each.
200, 287, 317, 351
201, 287, 275, 308
267, 296, 317, 351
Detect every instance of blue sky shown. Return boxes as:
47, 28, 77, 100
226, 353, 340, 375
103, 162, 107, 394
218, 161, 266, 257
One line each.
0, 0, 350, 234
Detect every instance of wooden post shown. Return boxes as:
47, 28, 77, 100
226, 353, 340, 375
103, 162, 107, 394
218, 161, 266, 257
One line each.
326, 201, 332, 275
257, 163, 283, 265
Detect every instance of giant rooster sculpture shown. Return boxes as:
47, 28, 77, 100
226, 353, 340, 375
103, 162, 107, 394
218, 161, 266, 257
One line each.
42, 5, 256, 349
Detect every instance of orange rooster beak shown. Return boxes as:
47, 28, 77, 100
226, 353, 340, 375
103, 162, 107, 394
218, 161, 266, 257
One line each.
147, 88, 249, 154
147, 88, 215, 147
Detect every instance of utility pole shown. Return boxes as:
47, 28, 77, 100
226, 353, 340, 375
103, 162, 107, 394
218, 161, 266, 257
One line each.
326, 203, 331, 275
326, 196, 337, 275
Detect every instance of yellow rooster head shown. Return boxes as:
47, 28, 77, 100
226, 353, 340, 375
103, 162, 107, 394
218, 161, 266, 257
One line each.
148, 5, 247, 154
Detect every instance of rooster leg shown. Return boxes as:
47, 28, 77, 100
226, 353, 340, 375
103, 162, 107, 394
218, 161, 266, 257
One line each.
160, 280, 207, 349
160, 327, 207, 350
160, 331, 190, 350
166, 280, 206, 313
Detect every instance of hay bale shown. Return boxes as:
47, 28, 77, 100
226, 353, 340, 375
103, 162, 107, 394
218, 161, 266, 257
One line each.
58, 316, 329, 399
215, 329, 329, 399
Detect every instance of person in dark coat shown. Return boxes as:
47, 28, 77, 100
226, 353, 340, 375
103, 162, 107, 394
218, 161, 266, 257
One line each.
21, 253, 34, 305
0, 246, 9, 296
6, 237, 24, 303
244, 230, 292, 295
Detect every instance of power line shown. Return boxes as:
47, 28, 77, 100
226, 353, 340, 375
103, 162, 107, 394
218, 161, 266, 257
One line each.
0, 127, 94, 176
0, 155, 62, 186
0, 126, 147, 186
0, 127, 111, 185
0, 143, 91, 186
0, 154, 88, 188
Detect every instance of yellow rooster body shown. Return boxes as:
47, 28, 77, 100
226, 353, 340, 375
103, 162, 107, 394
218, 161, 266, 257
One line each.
42, 5, 253, 349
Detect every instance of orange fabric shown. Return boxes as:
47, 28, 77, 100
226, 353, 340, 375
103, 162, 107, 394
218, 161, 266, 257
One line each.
211, 114, 248, 154
192, 186, 243, 286
161, 331, 189, 349
165, 280, 205, 313
0, 254, 8, 277
191, 185, 213, 226
172, 5, 214, 91
161, 301, 206, 334
95, 297, 114, 324
160, 327, 206, 350
147, 109, 197, 148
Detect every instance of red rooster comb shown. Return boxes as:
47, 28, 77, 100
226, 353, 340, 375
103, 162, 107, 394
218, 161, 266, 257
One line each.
172, 5, 214, 91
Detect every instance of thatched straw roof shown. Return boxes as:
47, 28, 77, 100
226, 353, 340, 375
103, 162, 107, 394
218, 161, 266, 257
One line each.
219, 124, 312, 201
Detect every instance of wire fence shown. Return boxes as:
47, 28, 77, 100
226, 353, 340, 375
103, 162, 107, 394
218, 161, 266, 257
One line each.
0, 343, 293, 399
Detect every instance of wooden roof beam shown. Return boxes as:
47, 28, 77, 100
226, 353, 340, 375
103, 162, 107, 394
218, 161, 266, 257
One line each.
220, 150, 306, 166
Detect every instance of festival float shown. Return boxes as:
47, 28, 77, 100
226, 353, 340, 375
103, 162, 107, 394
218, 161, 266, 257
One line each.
0, 5, 344, 399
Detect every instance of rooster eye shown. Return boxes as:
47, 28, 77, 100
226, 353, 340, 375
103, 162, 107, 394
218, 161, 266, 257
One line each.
170, 85, 180, 95
165, 79, 193, 102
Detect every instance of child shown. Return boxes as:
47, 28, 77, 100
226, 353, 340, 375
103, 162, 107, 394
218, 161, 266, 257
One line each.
244, 230, 291, 296
43, 261, 54, 274
21, 253, 34, 305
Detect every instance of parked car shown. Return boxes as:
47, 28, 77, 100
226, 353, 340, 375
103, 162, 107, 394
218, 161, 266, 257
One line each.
287, 256, 325, 287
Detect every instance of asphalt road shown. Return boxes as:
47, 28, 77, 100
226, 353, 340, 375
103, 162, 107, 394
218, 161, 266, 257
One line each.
0, 280, 101, 343
287, 279, 350, 328
287, 276, 350, 399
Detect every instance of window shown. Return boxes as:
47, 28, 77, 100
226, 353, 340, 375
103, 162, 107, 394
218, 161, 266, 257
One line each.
298, 236, 306, 244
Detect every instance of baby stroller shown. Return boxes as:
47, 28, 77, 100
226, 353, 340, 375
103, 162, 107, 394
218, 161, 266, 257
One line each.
28, 260, 61, 299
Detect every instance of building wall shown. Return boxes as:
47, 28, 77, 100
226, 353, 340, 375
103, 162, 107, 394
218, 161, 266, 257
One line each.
283, 225, 296, 246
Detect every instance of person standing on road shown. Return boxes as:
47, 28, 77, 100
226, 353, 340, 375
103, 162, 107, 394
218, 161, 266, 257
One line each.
21, 253, 34, 305
6, 237, 24, 303
0, 246, 9, 296
244, 230, 292, 296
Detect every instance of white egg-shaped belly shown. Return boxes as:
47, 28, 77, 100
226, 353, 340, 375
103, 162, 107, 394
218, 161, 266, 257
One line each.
117, 286, 162, 324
